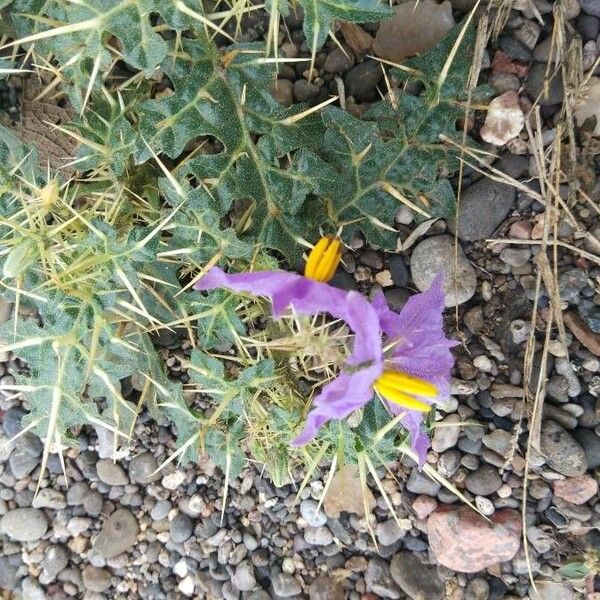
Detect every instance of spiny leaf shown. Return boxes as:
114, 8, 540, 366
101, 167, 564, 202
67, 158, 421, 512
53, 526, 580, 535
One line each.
136, 38, 323, 262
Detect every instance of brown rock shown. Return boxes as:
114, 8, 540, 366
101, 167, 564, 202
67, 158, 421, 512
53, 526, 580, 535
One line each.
323, 464, 376, 518
309, 575, 344, 600
564, 311, 600, 356
373, 0, 455, 63
427, 506, 521, 572
339, 22, 373, 56
553, 474, 598, 505
269, 79, 293, 107
491, 50, 529, 78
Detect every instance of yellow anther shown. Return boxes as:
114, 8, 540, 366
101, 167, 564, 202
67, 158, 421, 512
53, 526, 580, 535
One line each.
377, 370, 438, 398
374, 380, 432, 412
304, 235, 342, 283
373, 370, 437, 413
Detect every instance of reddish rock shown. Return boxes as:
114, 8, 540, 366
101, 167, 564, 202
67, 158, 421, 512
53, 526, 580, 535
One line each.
427, 506, 521, 572
491, 51, 529, 78
553, 474, 598, 505
412, 495, 438, 520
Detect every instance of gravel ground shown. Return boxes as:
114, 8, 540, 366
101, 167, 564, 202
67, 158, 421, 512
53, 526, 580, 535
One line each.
1, 0, 600, 599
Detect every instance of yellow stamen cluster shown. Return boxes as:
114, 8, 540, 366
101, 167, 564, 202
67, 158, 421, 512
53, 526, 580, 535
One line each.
374, 370, 437, 413
304, 235, 342, 283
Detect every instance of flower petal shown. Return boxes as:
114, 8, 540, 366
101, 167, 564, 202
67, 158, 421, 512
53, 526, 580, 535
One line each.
372, 274, 456, 400
400, 410, 430, 466
291, 365, 380, 445
196, 267, 384, 440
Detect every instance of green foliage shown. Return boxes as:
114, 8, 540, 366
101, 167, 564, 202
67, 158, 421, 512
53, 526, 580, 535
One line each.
0, 0, 475, 486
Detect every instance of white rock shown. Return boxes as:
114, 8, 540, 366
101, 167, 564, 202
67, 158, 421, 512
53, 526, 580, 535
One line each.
480, 91, 525, 146
177, 576, 195, 597
173, 559, 188, 578
162, 471, 186, 490
475, 496, 495, 516
473, 355, 493, 373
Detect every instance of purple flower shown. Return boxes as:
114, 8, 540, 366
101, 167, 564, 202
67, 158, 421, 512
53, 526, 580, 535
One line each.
196, 267, 384, 439
195, 267, 455, 464
371, 274, 458, 463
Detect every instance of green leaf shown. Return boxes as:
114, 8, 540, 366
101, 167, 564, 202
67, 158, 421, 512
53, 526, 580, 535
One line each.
298, 0, 392, 49
73, 95, 138, 175
192, 290, 247, 350
3, 239, 37, 278
11, 0, 203, 109
205, 424, 246, 479
136, 38, 323, 261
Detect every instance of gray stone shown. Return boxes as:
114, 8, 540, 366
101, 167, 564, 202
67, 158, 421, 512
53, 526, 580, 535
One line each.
581, 0, 600, 17
300, 499, 327, 527
345, 60, 383, 102
66, 481, 89, 505
2, 407, 27, 438
272, 573, 301, 597
525, 63, 564, 106
128, 452, 160, 484
9, 445, 40, 479
482, 429, 512, 458
40, 545, 69, 584
151, 500, 171, 521
82, 565, 112, 592
32, 488, 67, 510
232, 560, 256, 592
511, 19, 541, 50
489, 72, 520, 94
496, 154, 529, 179
388, 255, 408, 287
170, 513, 194, 543
438, 449, 461, 477
576, 13, 600, 41
93, 508, 139, 558
376, 519, 407, 546
21, 577, 46, 600
0, 555, 21, 590
365, 557, 400, 599
500, 248, 530, 268
406, 471, 441, 496
83, 490, 104, 516
558, 268, 588, 303
498, 35, 532, 62
410, 235, 476, 307
465, 465, 503, 496
431, 414, 461, 452
572, 428, 600, 469
450, 179, 516, 241
465, 577, 489, 600
540, 420, 587, 476
390, 552, 444, 600
1, 508, 48, 541
96, 458, 128, 486
304, 526, 333, 546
